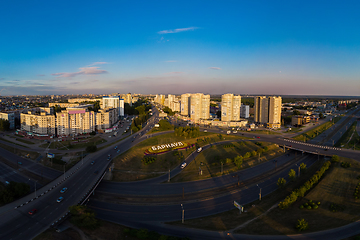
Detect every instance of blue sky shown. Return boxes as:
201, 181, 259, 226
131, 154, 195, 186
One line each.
0, 1, 359, 96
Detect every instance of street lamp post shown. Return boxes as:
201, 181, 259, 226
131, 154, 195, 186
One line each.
181, 204, 184, 223
257, 184, 262, 201
34, 180, 37, 198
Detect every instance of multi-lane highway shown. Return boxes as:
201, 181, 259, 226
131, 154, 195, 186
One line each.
0, 106, 359, 240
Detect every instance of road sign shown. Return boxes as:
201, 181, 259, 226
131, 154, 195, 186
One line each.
234, 201, 244, 212
47, 153, 55, 159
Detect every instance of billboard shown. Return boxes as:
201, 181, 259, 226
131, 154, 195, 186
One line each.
47, 153, 55, 159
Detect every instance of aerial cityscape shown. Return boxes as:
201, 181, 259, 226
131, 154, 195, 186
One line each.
0, 1, 360, 240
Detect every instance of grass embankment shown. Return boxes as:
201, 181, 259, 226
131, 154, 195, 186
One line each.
292, 118, 338, 142
335, 121, 360, 150
34, 219, 190, 240
283, 127, 303, 133
247, 130, 281, 135
171, 141, 283, 182
111, 132, 247, 182
0, 140, 38, 159
237, 157, 360, 235
39, 136, 106, 150
168, 156, 360, 236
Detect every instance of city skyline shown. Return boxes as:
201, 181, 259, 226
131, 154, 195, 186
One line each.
1, 1, 360, 96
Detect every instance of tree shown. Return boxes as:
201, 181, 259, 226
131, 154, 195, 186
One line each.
244, 152, 251, 158
331, 155, 340, 162
0, 119, 10, 131
251, 151, 257, 157
300, 163, 307, 173
289, 169, 296, 181
233, 155, 243, 169
296, 218, 309, 232
277, 177, 287, 188
216, 110, 221, 119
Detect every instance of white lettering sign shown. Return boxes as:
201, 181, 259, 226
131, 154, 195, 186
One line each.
150, 142, 184, 151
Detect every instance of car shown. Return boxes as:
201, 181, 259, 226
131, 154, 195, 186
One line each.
197, 147, 202, 153
117, 150, 120, 153
256, 136, 260, 139
180, 162, 187, 169
233, 131, 237, 133
114, 146, 118, 150
18, 162, 22, 165
60, 187, 67, 193
28, 209, 37, 215
91, 161, 95, 165
57, 197, 64, 203
204, 130, 207, 132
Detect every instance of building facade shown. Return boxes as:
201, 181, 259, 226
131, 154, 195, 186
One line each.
190, 93, 210, 122
254, 96, 282, 128
57, 108, 96, 136
20, 112, 56, 135
221, 93, 241, 122
0, 112, 15, 129
96, 108, 119, 130
181, 93, 191, 116
240, 105, 250, 119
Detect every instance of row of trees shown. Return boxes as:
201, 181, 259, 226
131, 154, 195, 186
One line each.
278, 161, 331, 209
174, 126, 200, 138
162, 106, 175, 116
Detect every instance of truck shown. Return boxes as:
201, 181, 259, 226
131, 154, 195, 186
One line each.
154, 124, 160, 128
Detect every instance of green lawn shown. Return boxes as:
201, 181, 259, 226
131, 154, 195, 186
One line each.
171, 141, 283, 182
111, 132, 247, 182
39, 136, 107, 150
293, 120, 335, 142
335, 121, 360, 150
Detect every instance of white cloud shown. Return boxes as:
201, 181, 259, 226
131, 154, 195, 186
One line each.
88, 62, 109, 66
158, 27, 199, 34
52, 67, 108, 78
209, 67, 221, 70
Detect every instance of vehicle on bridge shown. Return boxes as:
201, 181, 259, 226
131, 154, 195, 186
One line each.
197, 147, 202, 152
180, 162, 187, 169
60, 187, 67, 193
28, 209, 37, 215
57, 197, 64, 203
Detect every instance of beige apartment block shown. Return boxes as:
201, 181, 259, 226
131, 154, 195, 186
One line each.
96, 108, 119, 130
254, 96, 282, 128
221, 93, 241, 122
49, 103, 83, 108
190, 93, 210, 122
21, 112, 56, 135
57, 108, 96, 136
181, 93, 191, 116
0, 112, 15, 129
167, 94, 180, 112
68, 98, 98, 103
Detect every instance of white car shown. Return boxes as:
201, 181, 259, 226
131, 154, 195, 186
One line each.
197, 147, 202, 153
180, 162, 187, 169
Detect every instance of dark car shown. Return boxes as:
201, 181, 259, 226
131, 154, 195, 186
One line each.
28, 209, 37, 215
91, 161, 95, 165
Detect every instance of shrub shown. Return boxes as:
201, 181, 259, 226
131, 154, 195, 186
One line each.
296, 218, 308, 231
233, 155, 243, 169
313, 205, 318, 209
277, 177, 287, 189
331, 155, 340, 162
317, 202, 321, 205
300, 205, 304, 209
306, 206, 312, 210
341, 162, 351, 168
289, 169, 296, 181
142, 156, 156, 165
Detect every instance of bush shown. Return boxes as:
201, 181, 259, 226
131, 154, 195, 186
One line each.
277, 177, 287, 188
329, 203, 345, 212
233, 155, 243, 169
142, 156, 156, 165
341, 162, 351, 168
289, 169, 296, 181
313, 205, 318, 209
296, 218, 308, 231
331, 155, 340, 162
306, 206, 312, 210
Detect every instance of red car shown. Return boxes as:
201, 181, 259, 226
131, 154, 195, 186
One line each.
28, 209, 37, 215
256, 136, 260, 139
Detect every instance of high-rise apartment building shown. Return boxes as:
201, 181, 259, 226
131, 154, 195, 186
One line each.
181, 93, 191, 116
240, 105, 250, 119
96, 108, 119, 130
57, 108, 96, 136
190, 93, 210, 122
102, 96, 123, 117
221, 94, 241, 122
254, 96, 282, 128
